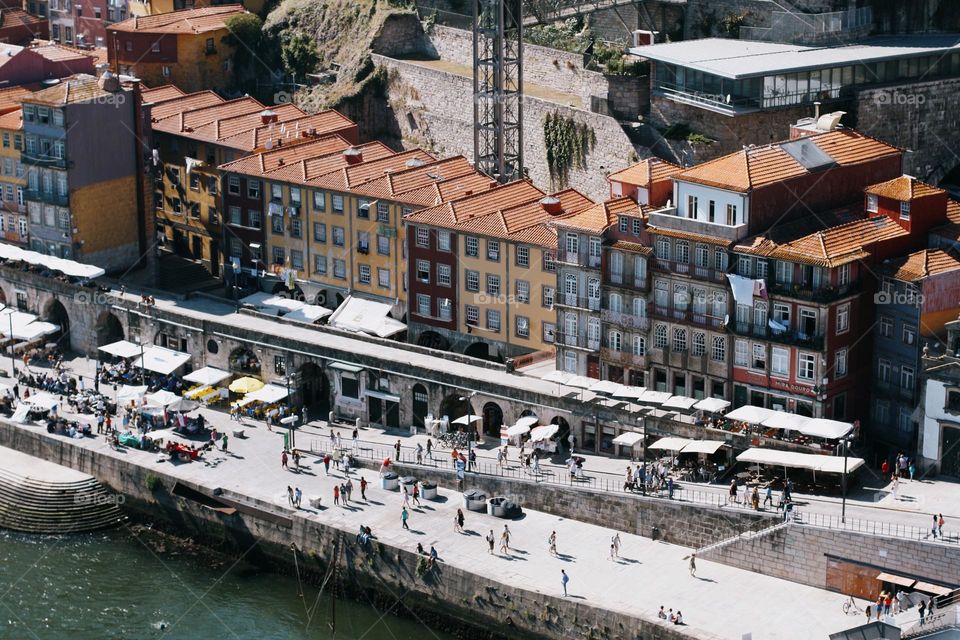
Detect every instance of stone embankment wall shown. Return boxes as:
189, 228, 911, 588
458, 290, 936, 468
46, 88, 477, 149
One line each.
0, 423, 708, 640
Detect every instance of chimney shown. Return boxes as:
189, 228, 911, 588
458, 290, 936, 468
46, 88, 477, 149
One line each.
97, 69, 120, 92
259, 109, 277, 125
539, 195, 563, 215
814, 101, 821, 120
343, 147, 363, 164
278, 158, 285, 166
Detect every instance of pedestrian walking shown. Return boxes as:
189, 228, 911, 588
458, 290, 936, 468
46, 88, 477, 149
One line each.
395, 440, 401, 461
401, 507, 410, 530
340, 482, 349, 506
401, 485, 410, 507
457, 508, 464, 531
294, 487, 302, 509
612, 532, 621, 557
360, 476, 368, 500
548, 530, 557, 556
499, 529, 510, 554
333, 484, 340, 506
293, 450, 301, 470
763, 485, 773, 508
688, 553, 697, 577
909, 461, 916, 481
281, 450, 289, 469
892, 474, 900, 500
454, 512, 462, 533
728, 479, 737, 504
561, 570, 569, 597
352, 428, 359, 453
412, 483, 421, 506
468, 448, 477, 471
919, 600, 926, 624
221, 434, 228, 452
938, 513, 944, 537
609, 543, 616, 560
426, 438, 432, 458
932, 514, 939, 538
301, 406, 308, 426
486, 529, 495, 554
451, 448, 459, 468
287, 485, 294, 506
751, 486, 760, 510
416, 443, 423, 465
323, 453, 331, 475
345, 478, 353, 502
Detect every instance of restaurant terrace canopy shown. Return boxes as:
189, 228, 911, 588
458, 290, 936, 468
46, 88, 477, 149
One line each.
612, 432, 644, 447
133, 345, 191, 375
529, 424, 559, 442
98, 340, 143, 359
737, 448, 864, 474
244, 384, 289, 404
693, 397, 731, 413
183, 366, 231, 386
661, 396, 699, 412
646, 436, 694, 451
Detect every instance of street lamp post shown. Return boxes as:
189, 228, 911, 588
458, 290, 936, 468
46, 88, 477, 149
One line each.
138, 340, 145, 385
841, 436, 850, 523
7, 312, 15, 378
458, 391, 477, 455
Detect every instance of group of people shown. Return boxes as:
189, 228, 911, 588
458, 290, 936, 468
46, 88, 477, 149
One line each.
881, 453, 917, 482
657, 606, 684, 625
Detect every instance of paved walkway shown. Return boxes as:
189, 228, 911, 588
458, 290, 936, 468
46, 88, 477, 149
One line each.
1, 392, 877, 640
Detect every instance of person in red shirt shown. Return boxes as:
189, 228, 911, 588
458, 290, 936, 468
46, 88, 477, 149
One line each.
881, 460, 890, 477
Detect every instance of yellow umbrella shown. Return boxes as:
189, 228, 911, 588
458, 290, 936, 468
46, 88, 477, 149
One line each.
229, 377, 264, 394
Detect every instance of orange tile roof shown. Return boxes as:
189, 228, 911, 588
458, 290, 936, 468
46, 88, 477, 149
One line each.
646, 225, 732, 247
108, 5, 247, 34
153, 96, 264, 135
609, 239, 653, 255
733, 208, 860, 257
308, 149, 436, 192
28, 42, 95, 63
218, 134, 352, 176
354, 156, 477, 201
886, 249, 960, 282
220, 110, 356, 151
0, 85, 33, 114
399, 172, 498, 208
677, 129, 901, 192
141, 84, 186, 103
865, 175, 945, 201
454, 188, 593, 247
148, 90, 224, 120
187, 102, 302, 142
948, 199, 960, 224
553, 196, 642, 233
25, 74, 120, 106
405, 180, 545, 228
771, 215, 908, 268
607, 157, 682, 187
0, 9, 44, 30
264, 142, 396, 185
0, 107, 21, 130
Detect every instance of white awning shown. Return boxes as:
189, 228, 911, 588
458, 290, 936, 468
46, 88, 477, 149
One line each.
737, 448, 864, 473
116, 385, 147, 403
133, 345, 191, 375
283, 305, 332, 324
661, 395, 699, 411
612, 432, 643, 447
542, 370, 572, 384
366, 389, 400, 403
26, 392, 59, 411
0, 243, 104, 278
145, 390, 180, 407
694, 397, 731, 413
506, 423, 532, 437
328, 361, 363, 373
681, 439, 727, 455
612, 385, 646, 400
637, 390, 673, 405
9, 321, 59, 341
452, 414, 482, 426
647, 436, 693, 451
328, 295, 406, 338
589, 380, 621, 394
183, 366, 231, 386
245, 384, 288, 404
725, 405, 778, 424
240, 292, 306, 315
565, 375, 596, 389
762, 412, 810, 431
530, 424, 560, 442
98, 340, 143, 359
800, 418, 853, 440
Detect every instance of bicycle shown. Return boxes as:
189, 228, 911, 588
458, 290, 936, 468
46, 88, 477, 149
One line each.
842, 595, 858, 615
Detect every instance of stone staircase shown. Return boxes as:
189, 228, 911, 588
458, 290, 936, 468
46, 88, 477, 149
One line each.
157, 252, 222, 293
0, 466, 126, 534
695, 520, 793, 557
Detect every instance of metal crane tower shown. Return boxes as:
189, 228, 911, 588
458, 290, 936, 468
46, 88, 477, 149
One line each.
472, 0, 524, 184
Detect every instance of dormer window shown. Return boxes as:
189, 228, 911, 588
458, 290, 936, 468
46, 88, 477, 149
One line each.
900, 201, 910, 220
866, 194, 878, 213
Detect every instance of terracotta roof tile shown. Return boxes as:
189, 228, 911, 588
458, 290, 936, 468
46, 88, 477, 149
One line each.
553, 197, 642, 233
153, 96, 264, 136
0, 107, 21, 130
221, 111, 356, 151
307, 149, 436, 192
0, 9, 44, 30
108, 5, 246, 34
0, 86, 33, 114
399, 172, 499, 208
948, 199, 960, 224
148, 90, 224, 121
865, 175, 946, 201
25, 74, 120, 106
733, 208, 860, 256
141, 85, 185, 103
353, 156, 477, 201
607, 157, 682, 187
405, 180, 544, 229
646, 225, 732, 247
266, 142, 396, 185
771, 215, 908, 267
885, 249, 960, 282
609, 239, 653, 255
217, 134, 353, 176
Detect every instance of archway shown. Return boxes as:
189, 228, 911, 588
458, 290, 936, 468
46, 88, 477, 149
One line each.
298, 362, 329, 416
412, 383, 429, 429
465, 341, 499, 361
416, 330, 450, 351
95, 312, 124, 347
551, 416, 571, 450
43, 299, 70, 351
228, 346, 260, 374
438, 393, 470, 425
482, 401, 503, 437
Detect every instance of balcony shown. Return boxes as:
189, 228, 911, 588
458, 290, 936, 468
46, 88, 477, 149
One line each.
26, 189, 68, 206
555, 332, 600, 351
22, 152, 67, 169
601, 309, 650, 331
874, 380, 917, 404
730, 321, 825, 350
556, 251, 601, 269
647, 208, 748, 242
600, 348, 646, 369
653, 257, 728, 283
555, 293, 601, 312
769, 280, 862, 303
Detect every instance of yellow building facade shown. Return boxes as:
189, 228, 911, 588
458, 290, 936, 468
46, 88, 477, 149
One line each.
0, 109, 28, 247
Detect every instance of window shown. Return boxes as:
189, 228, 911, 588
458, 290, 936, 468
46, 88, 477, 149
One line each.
898, 408, 912, 433
356, 231, 369, 252
619, 216, 628, 232
314, 255, 326, 275
725, 204, 737, 226
225, 175, 240, 195
290, 218, 302, 238
465, 305, 479, 326
543, 251, 556, 272
655, 237, 670, 260
609, 330, 622, 352
313, 222, 327, 242
465, 269, 479, 292
171, 197, 181, 214
838, 264, 850, 286
712, 336, 726, 362
486, 309, 501, 332
333, 259, 346, 279
289, 187, 301, 206
271, 213, 284, 234
377, 235, 389, 256
708, 200, 715, 222
653, 324, 667, 349
692, 332, 705, 356
902, 324, 916, 346
272, 246, 284, 265
752, 343, 766, 370
714, 248, 728, 272
565, 232, 579, 256
686, 195, 698, 217
247, 210, 261, 229
162, 66, 171, 78
516, 245, 529, 267
771, 347, 789, 376
438, 230, 451, 252
270, 183, 282, 200
376, 202, 390, 223
672, 327, 687, 352
756, 260, 768, 280
189, 172, 199, 191
879, 315, 893, 338
563, 351, 576, 373
516, 316, 530, 338
629, 334, 645, 356
247, 179, 260, 199
900, 201, 911, 220
735, 339, 748, 366
836, 303, 850, 334
291, 250, 303, 270
207, 176, 218, 195
1, 132, 7, 148
695, 244, 709, 268
415, 227, 430, 248
866, 194, 878, 212
378, 268, 390, 288
772, 303, 791, 329
416, 294, 431, 317
835, 348, 847, 377
797, 353, 816, 380
486, 274, 500, 296
358, 200, 370, 219
332, 194, 344, 213
437, 264, 451, 286
151, 41, 160, 53
542, 286, 554, 308
878, 358, 891, 383
333, 226, 345, 246
738, 256, 752, 277
487, 239, 500, 261
416, 259, 430, 283
901, 365, 915, 391
632, 218, 642, 235
516, 280, 529, 303
229, 206, 241, 225
465, 236, 479, 257
676, 241, 689, 264
776, 260, 792, 284
437, 298, 452, 320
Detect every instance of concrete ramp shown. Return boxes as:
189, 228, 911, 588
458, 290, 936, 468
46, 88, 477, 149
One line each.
0, 445, 125, 534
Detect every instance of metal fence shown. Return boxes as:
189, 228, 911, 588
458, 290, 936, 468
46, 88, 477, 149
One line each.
740, 7, 872, 44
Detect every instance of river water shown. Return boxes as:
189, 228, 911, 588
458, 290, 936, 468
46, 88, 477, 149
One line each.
0, 529, 454, 640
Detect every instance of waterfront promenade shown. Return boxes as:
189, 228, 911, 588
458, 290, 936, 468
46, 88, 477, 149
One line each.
0, 397, 876, 640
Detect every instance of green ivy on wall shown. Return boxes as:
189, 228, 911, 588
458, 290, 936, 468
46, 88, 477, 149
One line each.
543, 111, 596, 189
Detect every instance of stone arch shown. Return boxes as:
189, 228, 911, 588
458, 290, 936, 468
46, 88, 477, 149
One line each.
464, 341, 494, 361
438, 393, 470, 425
95, 312, 124, 347
412, 383, 430, 429
298, 361, 330, 416
271, 283, 306, 301
482, 401, 503, 437
551, 415, 571, 449
228, 346, 261, 375
416, 330, 450, 351
43, 298, 71, 351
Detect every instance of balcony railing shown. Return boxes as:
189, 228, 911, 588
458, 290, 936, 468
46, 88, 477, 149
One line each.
769, 280, 862, 303
22, 152, 67, 169
556, 251, 601, 269
25, 189, 68, 206
554, 332, 600, 350
601, 309, 650, 331
600, 348, 646, 369
555, 293, 601, 311
730, 322, 825, 350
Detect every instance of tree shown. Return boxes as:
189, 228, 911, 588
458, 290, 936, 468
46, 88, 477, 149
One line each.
223, 13, 264, 69
281, 32, 319, 78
